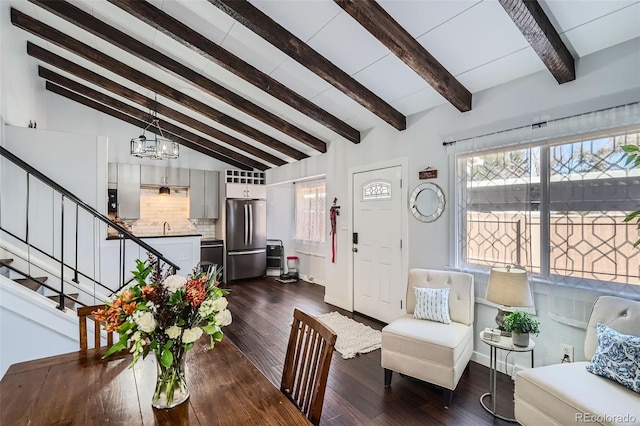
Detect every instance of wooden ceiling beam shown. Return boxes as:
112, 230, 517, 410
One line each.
43, 76, 269, 171
27, 0, 326, 154
107, 0, 360, 144
208, 0, 407, 131
29, 43, 286, 167
498, 0, 575, 84
334, 0, 472, 112
10, 8, 308, 161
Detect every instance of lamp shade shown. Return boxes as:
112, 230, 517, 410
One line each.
486, 266, 533, 307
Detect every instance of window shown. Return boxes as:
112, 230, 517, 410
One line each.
362, 180, 391, 200
456, 129, 640, 289
295, 179, 326, 243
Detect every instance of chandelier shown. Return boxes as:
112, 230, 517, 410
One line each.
130, 98, 179, 160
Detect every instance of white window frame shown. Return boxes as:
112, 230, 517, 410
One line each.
449, 103, 640, 296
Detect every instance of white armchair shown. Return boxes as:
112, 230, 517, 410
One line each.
381, 269, 474, 407
514, 296, 640, 425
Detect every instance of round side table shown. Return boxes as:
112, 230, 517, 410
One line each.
478, 331, 535, 422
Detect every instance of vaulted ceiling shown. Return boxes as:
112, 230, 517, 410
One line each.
7, 0, 640, 170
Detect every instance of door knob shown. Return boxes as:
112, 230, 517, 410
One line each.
352, 247, 358, 252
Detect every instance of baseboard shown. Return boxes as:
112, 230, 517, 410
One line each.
323, 295, 351, 312
300, 274, 324, 286
472, 350, 530, 380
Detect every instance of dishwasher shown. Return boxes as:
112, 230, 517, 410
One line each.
200, 240, 224, 280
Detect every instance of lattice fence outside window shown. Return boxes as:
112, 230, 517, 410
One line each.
457, 130, 640, 288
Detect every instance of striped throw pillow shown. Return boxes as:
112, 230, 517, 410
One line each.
413, 287, 451, 324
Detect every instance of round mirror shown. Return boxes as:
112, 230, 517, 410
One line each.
409, 183, 445, 222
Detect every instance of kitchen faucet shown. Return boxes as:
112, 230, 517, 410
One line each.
163, 221, 171, 236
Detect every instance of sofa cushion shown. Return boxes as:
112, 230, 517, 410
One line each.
584, 296, 640, 359
405, 269, 474, 326
586, 323, 640, 393
413, 287, 451, 324
382, 314, 472, 367
515, 362, 640, 425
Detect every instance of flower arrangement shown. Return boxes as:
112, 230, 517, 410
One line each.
94, 256, 231, 408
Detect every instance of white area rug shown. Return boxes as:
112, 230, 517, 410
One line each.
316, 311, 382, 359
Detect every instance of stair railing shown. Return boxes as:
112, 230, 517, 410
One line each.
0, 146, 180, 310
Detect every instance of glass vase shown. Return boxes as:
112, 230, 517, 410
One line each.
152, 351, 189, 409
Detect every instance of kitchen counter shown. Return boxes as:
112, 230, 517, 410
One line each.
106, 233, 202, 240
201, 239, 224, 244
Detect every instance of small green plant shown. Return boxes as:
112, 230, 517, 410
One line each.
622, 145, 640, 247
503, 310, 540, 335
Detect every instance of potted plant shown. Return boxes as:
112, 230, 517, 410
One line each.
503, 310, 540, 347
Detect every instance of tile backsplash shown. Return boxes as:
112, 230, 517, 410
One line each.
120, 187, 216, 239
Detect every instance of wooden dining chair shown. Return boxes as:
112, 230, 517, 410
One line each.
77, 304, 112, 351
281, 308, 337, 426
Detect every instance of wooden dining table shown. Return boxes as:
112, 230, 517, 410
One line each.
0, 336, 311, 425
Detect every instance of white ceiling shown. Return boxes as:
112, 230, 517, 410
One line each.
7, 0, 640, 167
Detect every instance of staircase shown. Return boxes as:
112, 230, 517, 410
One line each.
1, 258, 79, 311
14, 277, 45, 292
0, 258, 12, 273
0, 146, 181, 315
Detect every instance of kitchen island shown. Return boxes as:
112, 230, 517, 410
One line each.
100, 234, 201, 286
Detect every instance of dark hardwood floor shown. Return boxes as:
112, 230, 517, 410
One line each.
224, 277, 515, 425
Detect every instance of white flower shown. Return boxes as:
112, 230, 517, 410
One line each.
182, 327, 203, 344
166, 325, 182, 339
163, 275, 187, 293
214, 309, 232, 327
198, 300, 215, 317
135, 311, 157, 333
210, 297, 228, 313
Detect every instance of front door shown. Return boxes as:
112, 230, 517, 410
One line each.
352, 166, 403, 323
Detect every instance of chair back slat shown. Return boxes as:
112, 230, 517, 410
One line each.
77, 305, 112, 351
301, 331, 321, 413
281, 309, 337, 426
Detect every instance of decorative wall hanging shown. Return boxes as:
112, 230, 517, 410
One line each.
418, 167, 438, 179
409, 183, 445, 222
329, 198, 340, 263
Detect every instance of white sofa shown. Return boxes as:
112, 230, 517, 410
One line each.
515, 296, 640, 426
381, 269, 474, 406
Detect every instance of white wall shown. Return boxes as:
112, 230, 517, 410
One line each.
266, 36, 640, 370
0, 2, 46, 130
0, 276, 80, 377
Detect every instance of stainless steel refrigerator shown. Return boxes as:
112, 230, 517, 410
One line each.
225, 199, 267, 281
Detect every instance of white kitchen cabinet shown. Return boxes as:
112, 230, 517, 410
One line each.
224, 169, 266, 199
141, 165, 189, 187
189, 169, 219, 219
226, 182, 266, 199
116, 163, 140, 219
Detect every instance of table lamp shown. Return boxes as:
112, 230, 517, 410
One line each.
485, 266, 532, 330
